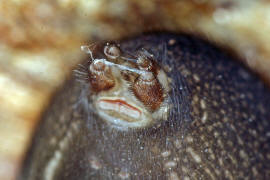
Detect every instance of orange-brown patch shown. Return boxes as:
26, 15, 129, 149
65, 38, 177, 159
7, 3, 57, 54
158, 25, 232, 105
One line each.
89, 73, 115, 92
132, 77, 163, 111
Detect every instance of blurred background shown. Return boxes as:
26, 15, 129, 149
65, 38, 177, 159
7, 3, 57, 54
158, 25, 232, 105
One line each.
0, 0, 270, 179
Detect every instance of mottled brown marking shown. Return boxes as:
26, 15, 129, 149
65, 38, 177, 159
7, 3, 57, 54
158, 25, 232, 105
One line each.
132, 74, 164, 111
88, 61, 115, 92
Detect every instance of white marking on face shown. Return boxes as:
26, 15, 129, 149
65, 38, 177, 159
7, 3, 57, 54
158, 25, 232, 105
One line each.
119, 103, 141, 119
95, 96, 152, 129
98, 99, 141, 119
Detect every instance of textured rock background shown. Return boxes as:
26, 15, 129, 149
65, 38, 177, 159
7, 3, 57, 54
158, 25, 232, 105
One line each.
0, 0, 269, 179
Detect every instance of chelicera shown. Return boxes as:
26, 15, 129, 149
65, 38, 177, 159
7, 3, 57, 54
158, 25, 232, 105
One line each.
80, 42, 171, 130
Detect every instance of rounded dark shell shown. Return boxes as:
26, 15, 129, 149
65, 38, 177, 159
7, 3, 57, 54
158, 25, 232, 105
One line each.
20, 33, 270, 180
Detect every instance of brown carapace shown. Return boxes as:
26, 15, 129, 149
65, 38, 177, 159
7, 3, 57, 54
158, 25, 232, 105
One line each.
81, 42, 171, 129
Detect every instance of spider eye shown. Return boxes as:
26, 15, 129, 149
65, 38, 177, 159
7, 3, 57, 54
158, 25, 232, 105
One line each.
104, 44, 121, 59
